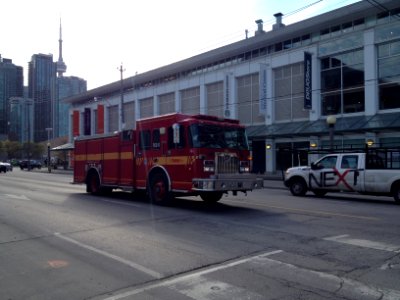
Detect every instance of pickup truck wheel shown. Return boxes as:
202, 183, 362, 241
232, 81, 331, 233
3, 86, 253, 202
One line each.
149, 173, 172, 205
200, 192, 223, 203
289, 179, 307, 196
393, 184, 400, 203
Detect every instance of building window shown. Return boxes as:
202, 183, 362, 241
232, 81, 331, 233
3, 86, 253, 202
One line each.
123, 101, 135, 129
274, 63, 308, 121
206, 81, 223, 118
378, 40, 400, 110
181, 87, 200, 115
237, 73, 264, 125
108, 105, 119, 132
321, 49, 365, 115
159, 93, 175, 115
139, 97, 153, 119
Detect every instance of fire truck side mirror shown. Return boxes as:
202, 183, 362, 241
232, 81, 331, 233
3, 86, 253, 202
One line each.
172, 123, 180, 144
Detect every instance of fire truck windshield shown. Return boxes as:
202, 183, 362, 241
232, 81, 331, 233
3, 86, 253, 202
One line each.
189, 124, 249, 150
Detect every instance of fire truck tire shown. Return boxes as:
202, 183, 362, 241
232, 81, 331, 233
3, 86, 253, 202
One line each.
149, 172, 172, 205
200, 192, 223, 203
87, 172, 101, 194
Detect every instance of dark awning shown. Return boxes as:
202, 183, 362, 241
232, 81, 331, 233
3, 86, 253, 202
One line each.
247, 112, 400, 140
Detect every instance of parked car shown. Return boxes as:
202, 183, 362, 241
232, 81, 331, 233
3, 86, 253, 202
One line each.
1, 162, 13, 171
0, 162, 7, 173
19, 160, 42, 170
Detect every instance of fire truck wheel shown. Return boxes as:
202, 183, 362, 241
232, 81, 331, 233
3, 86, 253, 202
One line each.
87, 172, 100, 194
149, 172, 172, 205
200, 192, 223, 203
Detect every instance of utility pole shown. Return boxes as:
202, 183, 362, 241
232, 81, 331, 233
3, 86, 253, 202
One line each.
118, 63, 125, 131
46, 127, 53, 173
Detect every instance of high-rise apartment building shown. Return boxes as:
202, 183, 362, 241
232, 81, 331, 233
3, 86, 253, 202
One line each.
0, 56, 23, 140
57, 76, 86, 137
28, 53, 56, 142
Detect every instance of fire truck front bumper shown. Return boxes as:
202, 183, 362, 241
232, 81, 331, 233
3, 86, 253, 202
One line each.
192, 174, 263, 192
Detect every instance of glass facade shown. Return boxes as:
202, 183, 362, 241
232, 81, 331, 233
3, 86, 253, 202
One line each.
378, 40, 400, 110
320, 49, 365, 115
0, 58, 23, 140
57, 76, 86, 137
28, 54, 56, 142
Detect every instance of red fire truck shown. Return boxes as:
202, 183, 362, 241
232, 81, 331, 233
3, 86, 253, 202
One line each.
73, 113, 263, 205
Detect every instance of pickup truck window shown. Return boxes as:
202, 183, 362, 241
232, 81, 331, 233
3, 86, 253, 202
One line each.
316, 156, 337, 168
341, 155, 358, 169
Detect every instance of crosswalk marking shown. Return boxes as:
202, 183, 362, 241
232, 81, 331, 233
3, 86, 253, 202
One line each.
324, 234, 400, 253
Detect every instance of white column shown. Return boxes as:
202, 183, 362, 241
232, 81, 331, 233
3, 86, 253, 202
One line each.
175, 91, 180, 113
153, 95, 158, 116
266, 65, 273, 125
200, 84, 206, 114
265, 139, 275, 173
364, 29, 378, 116
310, 49, 320, 121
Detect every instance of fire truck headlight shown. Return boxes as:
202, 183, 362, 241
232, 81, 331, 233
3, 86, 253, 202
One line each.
240, 161, 250, 173
203, 160, 215, 172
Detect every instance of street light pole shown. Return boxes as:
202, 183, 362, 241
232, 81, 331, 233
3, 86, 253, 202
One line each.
46, 127, 52, 173
118, 63, 125, 131
326, 115, 337, 152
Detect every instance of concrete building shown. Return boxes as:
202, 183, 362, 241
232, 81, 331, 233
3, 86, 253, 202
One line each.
65, 0, 400, 173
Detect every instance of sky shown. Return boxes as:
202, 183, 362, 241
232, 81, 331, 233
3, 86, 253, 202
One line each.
1, 0, 361, 90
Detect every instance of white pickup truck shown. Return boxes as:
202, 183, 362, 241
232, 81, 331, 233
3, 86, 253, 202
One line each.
284, 152, 400, 203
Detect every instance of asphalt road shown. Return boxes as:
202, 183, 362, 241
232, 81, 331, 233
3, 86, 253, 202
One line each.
1, 169, 400, 300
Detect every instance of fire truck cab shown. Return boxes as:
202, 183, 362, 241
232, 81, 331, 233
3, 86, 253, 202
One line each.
74, 113, 263, 205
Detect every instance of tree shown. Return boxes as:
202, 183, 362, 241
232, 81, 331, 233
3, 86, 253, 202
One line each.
3, 140, 22, 159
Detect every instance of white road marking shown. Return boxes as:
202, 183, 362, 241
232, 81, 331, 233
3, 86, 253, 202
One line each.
324, 234, 400, 253
103, 249, 400, 300
103, 250, 282, 300
54, 233, 162, 278
4, 194, 30, 201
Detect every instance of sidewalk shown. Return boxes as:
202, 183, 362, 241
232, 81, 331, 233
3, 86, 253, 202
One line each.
262, 173, 286, 190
